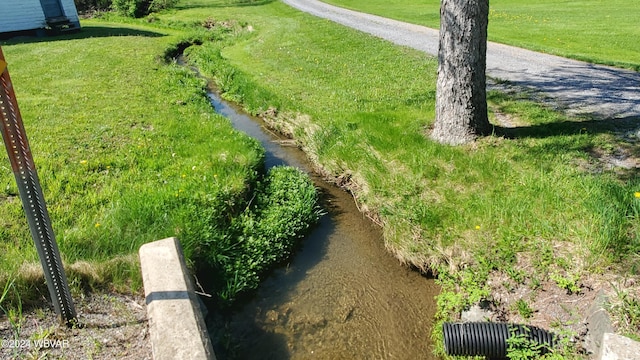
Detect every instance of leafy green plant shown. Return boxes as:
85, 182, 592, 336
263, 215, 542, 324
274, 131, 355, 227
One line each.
513, 299, 534, 319
506, 328, 547, 360
112, 0, 178, 17
528, 277, 542, 291
148, 0, 179, 13
507, 268, 527, 284
111, 0, 142, 17
550, 273, 581, 294
213, 166, 322, 304
74, 0, 112, 13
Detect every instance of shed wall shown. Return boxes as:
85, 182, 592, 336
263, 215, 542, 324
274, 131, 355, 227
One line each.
0, 0, 80, 34
60, 0, 80, 26
0, 0, 46, 33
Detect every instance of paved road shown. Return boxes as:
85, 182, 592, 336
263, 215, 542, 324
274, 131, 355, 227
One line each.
283, 0, 640, 120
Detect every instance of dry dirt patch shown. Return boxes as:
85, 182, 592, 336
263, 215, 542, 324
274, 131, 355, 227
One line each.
1, 292, 150, 360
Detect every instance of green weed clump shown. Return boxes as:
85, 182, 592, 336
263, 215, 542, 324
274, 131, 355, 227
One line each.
75, 0, 112, 13
112, 0, 179, 18
198, 166, 322, 304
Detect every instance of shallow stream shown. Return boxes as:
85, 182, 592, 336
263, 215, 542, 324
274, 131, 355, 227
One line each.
205, 86, 440, 359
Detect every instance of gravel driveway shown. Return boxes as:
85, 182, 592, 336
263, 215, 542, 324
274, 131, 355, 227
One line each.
283, 0, 640, 120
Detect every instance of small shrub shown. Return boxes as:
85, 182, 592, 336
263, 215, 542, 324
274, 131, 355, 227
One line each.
507, 329, 546, 360
513, 299, 534, 319
148, 0, 179, 13
112, 0, 178, 18
74, 0, 112, 14
550, 273, 581, 294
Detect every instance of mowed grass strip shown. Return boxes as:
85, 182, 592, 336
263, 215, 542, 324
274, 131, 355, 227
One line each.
322, 0, 640, 71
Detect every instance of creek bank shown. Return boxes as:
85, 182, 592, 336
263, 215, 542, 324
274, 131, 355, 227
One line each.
200, 84, 440, 359
176, 12, 640, 356
210, 68, 635, 360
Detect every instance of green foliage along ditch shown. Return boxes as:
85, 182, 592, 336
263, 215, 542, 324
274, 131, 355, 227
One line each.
0, 20, 320, 310
189, 166, 322, 305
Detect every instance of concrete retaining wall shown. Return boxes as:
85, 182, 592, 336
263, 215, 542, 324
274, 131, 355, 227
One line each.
139, 237, 215, 360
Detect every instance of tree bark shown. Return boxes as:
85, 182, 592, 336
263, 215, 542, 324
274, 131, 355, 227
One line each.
432, 0, 491, 145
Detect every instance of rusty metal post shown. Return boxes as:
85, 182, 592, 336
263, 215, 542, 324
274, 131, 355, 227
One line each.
0, 46, 76, 325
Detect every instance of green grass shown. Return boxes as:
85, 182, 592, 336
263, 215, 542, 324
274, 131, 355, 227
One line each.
0, 19, 320, 307
210, 166, 322, 304
2, 0, 639, 356
322, 0, 640, 71
142, 0, 638, 355
165, 0, 639, 269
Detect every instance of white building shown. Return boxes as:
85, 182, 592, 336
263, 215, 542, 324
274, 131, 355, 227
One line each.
0, 0, 80, 36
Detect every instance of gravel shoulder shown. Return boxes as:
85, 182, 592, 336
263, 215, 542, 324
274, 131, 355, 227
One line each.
283, 0, 640, 120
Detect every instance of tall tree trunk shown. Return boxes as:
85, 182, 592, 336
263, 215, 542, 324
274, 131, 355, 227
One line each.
432, 0, 491, 145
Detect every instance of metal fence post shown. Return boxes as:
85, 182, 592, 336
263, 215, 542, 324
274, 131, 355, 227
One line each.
0, 46, 76, 326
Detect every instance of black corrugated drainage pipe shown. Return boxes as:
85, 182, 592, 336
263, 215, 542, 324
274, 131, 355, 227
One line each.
443, 322, 557, 359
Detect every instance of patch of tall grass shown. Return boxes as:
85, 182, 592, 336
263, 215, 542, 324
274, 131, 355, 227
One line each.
197, 166, 322, 305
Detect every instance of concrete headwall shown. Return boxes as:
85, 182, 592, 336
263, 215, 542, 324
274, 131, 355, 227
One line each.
139, 237, 216, 360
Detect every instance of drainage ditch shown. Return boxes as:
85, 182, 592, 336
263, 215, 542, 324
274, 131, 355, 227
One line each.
194, 65, 440, 359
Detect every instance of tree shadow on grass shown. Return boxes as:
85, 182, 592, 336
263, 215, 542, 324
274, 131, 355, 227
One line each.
1, 25, 165, 45
491, 116, 640, 181
494, 116, 640, 140
487, 83, 640, 180
487, 82, 640, 142
487, 60, 640, 121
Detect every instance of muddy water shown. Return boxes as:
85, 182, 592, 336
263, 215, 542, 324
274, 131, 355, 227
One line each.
208, 92, 440, 359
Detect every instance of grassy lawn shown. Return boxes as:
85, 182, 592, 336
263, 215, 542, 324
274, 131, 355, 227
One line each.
322, 0, 640, 71
1, 0, 639, 357
1, 19, 319, 308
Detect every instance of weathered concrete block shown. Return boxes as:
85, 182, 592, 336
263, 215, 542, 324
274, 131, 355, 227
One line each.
585, 290, 614, 355
598, 332, 640, 360
139, 237, 215, 360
